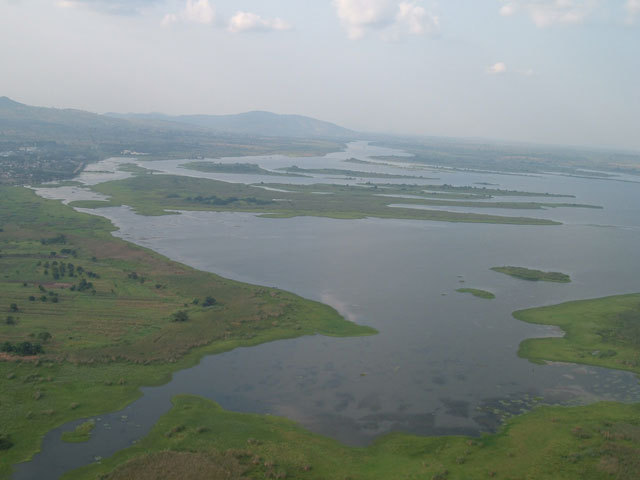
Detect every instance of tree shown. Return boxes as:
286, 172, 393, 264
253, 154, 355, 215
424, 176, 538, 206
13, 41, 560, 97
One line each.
9, 303, 18, 312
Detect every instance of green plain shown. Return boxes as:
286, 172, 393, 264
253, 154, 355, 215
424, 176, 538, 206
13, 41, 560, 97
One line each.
68, 174, 571, 225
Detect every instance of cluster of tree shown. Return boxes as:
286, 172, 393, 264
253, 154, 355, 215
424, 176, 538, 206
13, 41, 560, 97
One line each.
127, 271, 146, 283
1, 341, 43, 356
0, 433, 12, 451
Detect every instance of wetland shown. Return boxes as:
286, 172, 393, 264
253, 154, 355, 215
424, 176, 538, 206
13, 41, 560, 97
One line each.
6, 141, 640, 479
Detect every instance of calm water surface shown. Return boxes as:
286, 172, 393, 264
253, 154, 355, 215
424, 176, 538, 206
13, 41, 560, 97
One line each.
16, 142, 640, 478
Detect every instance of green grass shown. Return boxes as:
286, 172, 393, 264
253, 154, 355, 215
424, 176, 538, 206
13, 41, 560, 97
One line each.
61, 420, 95, 443
0, 186, 375, 478
68, 174, 569, 225
491, 266, 571, 283
456, 288, 496, 299
63, 395, 640, 480
514, 293, 640, 372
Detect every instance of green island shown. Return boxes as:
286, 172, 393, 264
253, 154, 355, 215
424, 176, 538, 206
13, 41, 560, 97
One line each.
276, 165, 434, 180
180, 162, 309, 177
0, 186, 375, 478
60, 420, 95, 443
491, 266, 572, 283
456, 288, 496, 299
66, 174, 576, 225
63, 292, 640, 479
515, 293, 640, 371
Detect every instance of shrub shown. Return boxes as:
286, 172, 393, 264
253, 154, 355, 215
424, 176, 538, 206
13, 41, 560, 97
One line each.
172, 310, 189, 322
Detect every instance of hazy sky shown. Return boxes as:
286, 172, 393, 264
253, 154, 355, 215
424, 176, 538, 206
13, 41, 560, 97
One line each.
1, 0, 639, 150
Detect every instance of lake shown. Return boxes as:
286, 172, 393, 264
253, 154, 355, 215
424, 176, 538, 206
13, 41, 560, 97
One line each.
16, 141, 640, 478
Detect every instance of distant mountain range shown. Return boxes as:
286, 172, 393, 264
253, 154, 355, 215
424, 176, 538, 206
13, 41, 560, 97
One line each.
0, 96, 354, 141
106, 110, 354, 139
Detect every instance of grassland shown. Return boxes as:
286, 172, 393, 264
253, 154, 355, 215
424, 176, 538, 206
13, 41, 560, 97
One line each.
68, 174, 571, 225
491, 266, 572, 283
514, 293, 640, 372
181, 162, 308, 177
456, 288, 496, 299
63, 293, 640, 480
0, 185, 375, 478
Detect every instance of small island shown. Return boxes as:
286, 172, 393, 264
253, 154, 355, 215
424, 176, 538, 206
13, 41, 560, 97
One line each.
456, 288, 495, 299
491, 266, 571, 283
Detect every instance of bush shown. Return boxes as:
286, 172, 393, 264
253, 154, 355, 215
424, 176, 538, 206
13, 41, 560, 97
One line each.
5, 316, 15, 325
172, 310, 189, 322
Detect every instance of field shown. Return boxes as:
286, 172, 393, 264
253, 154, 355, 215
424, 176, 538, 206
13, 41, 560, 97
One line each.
491, 266, 572, 283
64, 174, 597, 225
0, 186, 375, 478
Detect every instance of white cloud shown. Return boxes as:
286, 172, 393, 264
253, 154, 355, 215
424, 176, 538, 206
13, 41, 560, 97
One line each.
499, 0, 597, 28
396, 2, 439, 35
333, 0, 439, 39
228, 11, 292, 33
162, 0, 215, 26
626, 0, 640, 23
487, 62, 507, 74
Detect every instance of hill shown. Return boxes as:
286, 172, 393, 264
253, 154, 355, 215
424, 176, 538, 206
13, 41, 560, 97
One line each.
107, 110, 354, 139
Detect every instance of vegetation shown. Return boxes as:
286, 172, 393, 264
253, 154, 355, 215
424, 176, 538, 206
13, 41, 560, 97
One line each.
491, 266, 571, 283
64, 395, 640, 480
69, 174, 568, 225
515, 294, 640, 372
181, 162, 308, 177
61, 420, 95, 443
0, 186, 375, 478
456, 288, 495, 299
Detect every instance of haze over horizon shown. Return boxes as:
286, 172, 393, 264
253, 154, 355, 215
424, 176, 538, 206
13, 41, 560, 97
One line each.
1, 0, 639, 151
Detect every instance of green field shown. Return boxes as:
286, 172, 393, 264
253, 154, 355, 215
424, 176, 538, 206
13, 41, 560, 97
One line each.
66, 174, 578, 225
0, 186, 375, 478
456, 288, 496, 299
491, 266, 572, 283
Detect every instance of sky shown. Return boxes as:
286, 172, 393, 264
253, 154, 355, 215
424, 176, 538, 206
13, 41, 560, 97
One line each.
1, 0, 639, 150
